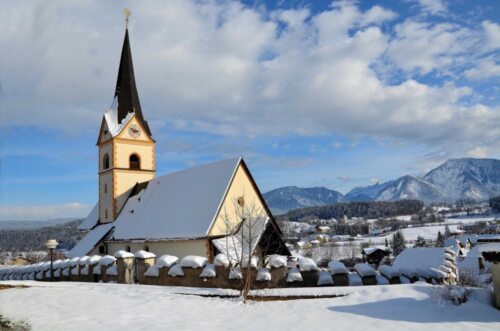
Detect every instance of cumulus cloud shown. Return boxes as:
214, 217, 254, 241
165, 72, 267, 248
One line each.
337, 175, 351, 183
412, 0, 448, 15
0, 0, 499, 160
465, 57, 500, 79
0, 202, 92, 221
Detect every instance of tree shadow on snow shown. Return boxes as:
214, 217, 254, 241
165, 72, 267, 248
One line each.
327, 296, 500, 324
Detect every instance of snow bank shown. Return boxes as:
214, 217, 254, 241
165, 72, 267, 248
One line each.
134, 250, 156, 259
168, 264, 184, 277
286, 268, 303, 283
228, 267, 242, 280
144, 266, 160, 277
267, 255, 287, 268
378, 265, 400, 279
200, 264, 216, 278
298, 257, 318, 271
328, 260, 348, 275
99, 255, 116, 266
348, 272, 362, 286
317, 271, 334, 286
114, 250, 134, 259
156, 255, 178, 268
214, 254, 230, 267
354, 263, 376, 277
180, 255, 208, 269
256, 268, 271, 281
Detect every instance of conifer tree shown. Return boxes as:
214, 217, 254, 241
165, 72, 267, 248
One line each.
436, 231, 445, 247
444, 224, 451, 238
414, 235, 426, 247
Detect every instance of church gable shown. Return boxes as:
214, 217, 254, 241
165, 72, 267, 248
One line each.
115, 115, 153, 142
207, 161, 270, 237
97, 117, 113, 145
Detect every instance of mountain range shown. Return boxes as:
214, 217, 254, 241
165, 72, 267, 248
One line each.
263, 158, 500, 214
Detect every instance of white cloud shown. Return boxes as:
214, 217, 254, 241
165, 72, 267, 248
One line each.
465, 57, 500, 79
0, 202, 92, 221
0, 0, 498, 160
413, 0, 448, 15
337, 175, 351, 183
482, 20, 500, 52
467, 146, 488, 158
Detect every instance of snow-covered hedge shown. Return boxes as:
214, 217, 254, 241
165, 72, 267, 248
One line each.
214, 254, 230, 268
241, 256, 258, 269
99, 255, 116, 266
376, 273, 389, 285
156, 255, 178, 268
114, 250, 134, 259
354, 263, 376, 277
256, 268, 272, 282
378, 265, 400, 279
286, 268, 303, 283
317, 271, 334, 286
228, 267, 242, 280
168, 264, 184, 277
134, 250, 156, 259
328, 260, 347, 275
266, 255, 287, 268
200, 264, 216, 278
145, 265, 160, 277
348, 272, 362, 286
298, 257, 318, 272
180, 255, 208, 269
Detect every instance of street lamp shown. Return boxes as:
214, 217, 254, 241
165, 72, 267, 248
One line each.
45, 239, 59, 280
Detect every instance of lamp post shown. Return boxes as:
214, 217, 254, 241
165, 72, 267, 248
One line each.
45, 239, 59, 280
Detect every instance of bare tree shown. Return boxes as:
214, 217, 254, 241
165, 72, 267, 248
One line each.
217, 195, 268, 303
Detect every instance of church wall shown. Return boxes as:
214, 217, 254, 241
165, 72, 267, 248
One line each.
208, 164, 268, 236
106, 240, 207, 259
99, 144, 113, 172
114, 170, 155, 199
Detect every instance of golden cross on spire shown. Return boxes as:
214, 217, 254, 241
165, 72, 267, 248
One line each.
124, 8, 131, 29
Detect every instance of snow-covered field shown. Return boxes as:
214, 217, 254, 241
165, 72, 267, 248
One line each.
0, 281, 498, 330
361, 224, 461, 244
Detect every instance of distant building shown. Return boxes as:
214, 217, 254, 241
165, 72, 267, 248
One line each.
362, 247, 390, 265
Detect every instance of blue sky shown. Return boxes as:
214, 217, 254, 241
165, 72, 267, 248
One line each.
0, 0, 499, 220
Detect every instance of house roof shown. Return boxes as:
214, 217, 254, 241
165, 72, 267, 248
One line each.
393, 247, 456, 277
67, 223, 114, 258
111, 157, 241, 240
78, 203, 99, 231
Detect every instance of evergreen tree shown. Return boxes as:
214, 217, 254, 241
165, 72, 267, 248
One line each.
444, 224, 451, 238
436, 231, 445, 247
414, 235, 426, 247
391, 230, 406, 256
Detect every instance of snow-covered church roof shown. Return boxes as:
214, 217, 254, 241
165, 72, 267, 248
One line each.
111, 157, 242, 240
68, 223, 114, 258
78, 203, 99, 231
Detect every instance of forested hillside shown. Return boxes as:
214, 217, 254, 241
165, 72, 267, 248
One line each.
0, 220, 82, 252
276, 200, 424, 222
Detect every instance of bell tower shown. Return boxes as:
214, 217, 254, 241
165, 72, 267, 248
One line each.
97, 16, 156, 223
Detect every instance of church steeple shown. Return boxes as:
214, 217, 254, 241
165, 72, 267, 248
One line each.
114, 28, 152, 137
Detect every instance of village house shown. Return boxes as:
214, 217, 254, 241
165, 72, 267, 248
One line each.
68, 27, 289, 263
362, 247, 391, 266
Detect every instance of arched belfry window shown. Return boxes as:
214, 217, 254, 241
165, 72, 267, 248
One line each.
103, 153, 110, 170
129, 154, 140, 170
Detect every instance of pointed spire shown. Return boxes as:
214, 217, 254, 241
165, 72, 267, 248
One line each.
114, 28, 152, 136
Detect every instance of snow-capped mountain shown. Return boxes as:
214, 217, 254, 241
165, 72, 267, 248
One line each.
346, 158, 500, 204
374, 175, 445, 204
265, 158, 500, 212
423, 158, 500, 202
263, 186, 345, 214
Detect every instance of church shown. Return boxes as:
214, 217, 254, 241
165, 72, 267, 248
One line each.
68, 27, 289, 262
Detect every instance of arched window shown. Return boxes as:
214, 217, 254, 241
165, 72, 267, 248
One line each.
129, 154, 140, 170
103, 153, 110, 170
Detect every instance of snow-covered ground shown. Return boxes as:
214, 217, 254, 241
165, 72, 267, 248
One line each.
0, 281, 498, 330
361, 224, 461, 244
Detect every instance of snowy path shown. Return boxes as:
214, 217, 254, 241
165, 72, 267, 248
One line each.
0, 281, 499, 330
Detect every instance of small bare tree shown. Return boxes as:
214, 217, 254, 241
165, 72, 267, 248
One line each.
217, 194, 267, 303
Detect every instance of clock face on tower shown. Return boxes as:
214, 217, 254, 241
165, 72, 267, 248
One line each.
128, 124, 142, 138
